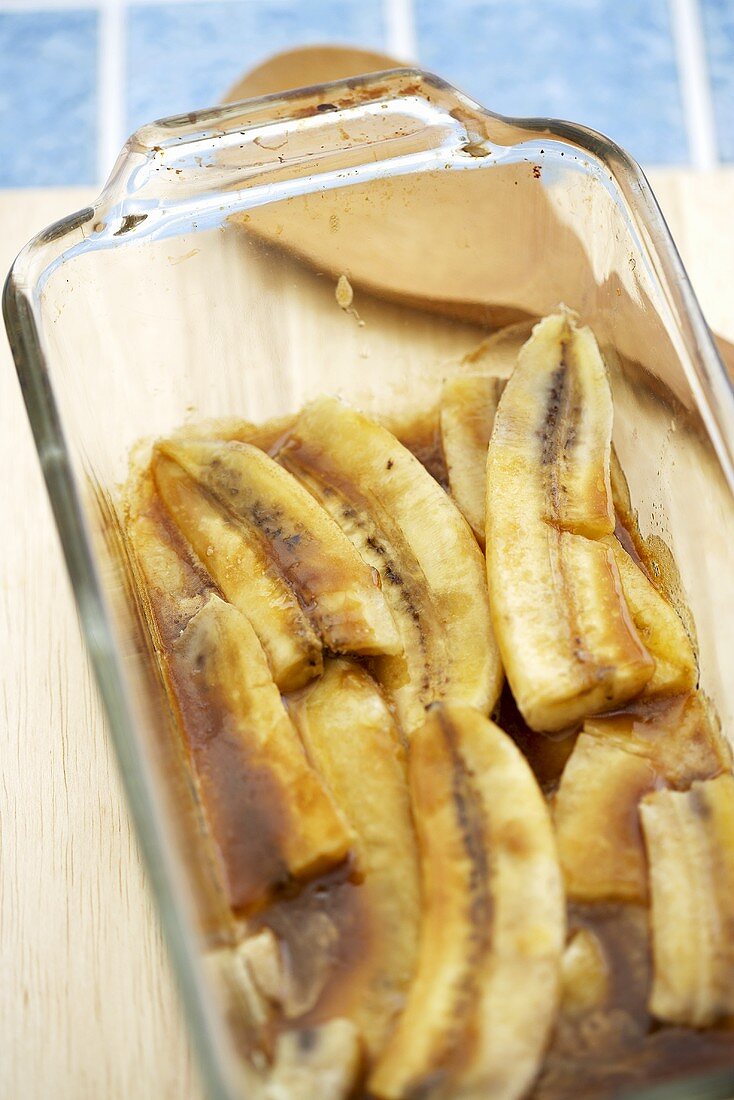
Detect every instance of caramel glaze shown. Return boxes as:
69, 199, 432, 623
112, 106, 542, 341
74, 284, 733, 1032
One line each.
496, 684, 578, 795
166, 652, 294, 912
535, 903, 734, 1100
128, 407, 734, 1096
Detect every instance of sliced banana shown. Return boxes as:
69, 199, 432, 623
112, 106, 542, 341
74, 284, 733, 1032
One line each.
584, 693, 731, 785
279, 397, 501, 733
486, 312, 654, 730
439, 374, 504, 544
159, 438, 400, 659
153, 452, 322, 691
610, 445, 648, 562
561, 928, 610, 1015
554, 694, 730, 902
554, 733, 656, 903
641, 775, 734, 1027
369, 704, 564, 1100
288, 659, 420, 1058
166, 411, 297, 452
126, 474, 213, 645
604, 534, 697, 697
461, 319, 536, 378
169, 593, 354, 911
265, 1018, 362, 1100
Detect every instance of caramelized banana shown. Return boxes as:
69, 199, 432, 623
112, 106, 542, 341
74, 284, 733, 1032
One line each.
641, 775, 734, 1027
153, 453, 322, 691
278, 398, 501, 732
159, 438, 400, 659
288, 659, 420, 1057
370, 705, 564, 1100
561, 928, 609, 1015
127, 486, 213, 645
210, 931, 281, 1031
461, 319, 536, 378
169, 594, 354, 911
610, 445, 648, 562
554, 694, 730, 902
604, 535, 697, 697
486, 312, 653, 730
439, 374, 504, 544
166, 412, 297, 452
266, 1019, 363, 1100
554, 734, 656, 902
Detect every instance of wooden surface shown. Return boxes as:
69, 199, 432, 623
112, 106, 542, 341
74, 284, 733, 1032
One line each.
1, 172, 734, 1098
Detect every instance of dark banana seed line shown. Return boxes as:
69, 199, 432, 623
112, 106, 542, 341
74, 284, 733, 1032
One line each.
339, 502, 434, 699
538, 346, 582, 528
281, 454, 437, 700
404, 713, 493, 1100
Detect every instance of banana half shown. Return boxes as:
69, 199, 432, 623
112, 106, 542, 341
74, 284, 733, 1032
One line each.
641, 774, 734, 1027
287, 659, 421, 1058
127, 474, 214, 646
169, 593, 354, 911
278, 397, 502, 733
155, 439, 400, 684
153, 452, 323, 691
554, 693, 730, 902
486, 311, 654, 730
603, 535, 697, 698
439, 374, 504, 545
369, 704, 565, 1100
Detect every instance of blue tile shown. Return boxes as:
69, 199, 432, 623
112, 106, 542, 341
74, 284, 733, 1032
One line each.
414, 0, 687, 165
0, 10, 98, 187
701, 0, 734, 162
126, 0, 386, 134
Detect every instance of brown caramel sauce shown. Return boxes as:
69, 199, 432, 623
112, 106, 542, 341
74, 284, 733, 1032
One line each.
167, 651, 295, 912
497, 684, 578, 795
536, 903, 734, 1099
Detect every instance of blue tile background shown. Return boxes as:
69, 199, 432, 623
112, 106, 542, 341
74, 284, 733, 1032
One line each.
1, 0, 734, 187
0, 9, 98, 187
414, 0, 688, 166
127, 0, 385, 132
701, 0, 734, 162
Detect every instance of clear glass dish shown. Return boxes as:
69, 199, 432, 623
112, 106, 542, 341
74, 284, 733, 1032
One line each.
5, 68, 734, 1100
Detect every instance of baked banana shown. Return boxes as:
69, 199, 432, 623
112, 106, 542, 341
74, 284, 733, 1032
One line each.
166, 412, 296, 453
278, 397, 501, 732
158, 438, 400, 660
439, 374, 504, 544
169, 593, 354, 911
265, 1018, 362, 1100
288, 659, 420, 1058
153, 452, 322, 691
610, 445, 648, 562
604, 534, 697, 697
554, 733, 657, 902
486, 311, 654, 730
554, 694, 730, 902
560, 928, 609, 1016
640, 775, 734, 1027
461, 319, 536, 378
369, 705, 564, 1100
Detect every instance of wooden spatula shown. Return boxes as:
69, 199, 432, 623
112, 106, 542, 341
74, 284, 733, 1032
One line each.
222, 44, 734, 376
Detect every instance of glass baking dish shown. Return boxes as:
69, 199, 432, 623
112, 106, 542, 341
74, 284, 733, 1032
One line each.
6, 68, 734, 1100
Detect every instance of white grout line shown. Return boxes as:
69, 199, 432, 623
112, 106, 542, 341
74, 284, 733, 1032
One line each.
383, 0, 417, 63
668, 0, 719, 170
97, 0, 126, 185
0, 0, 278, 9
0, 0, 100, 9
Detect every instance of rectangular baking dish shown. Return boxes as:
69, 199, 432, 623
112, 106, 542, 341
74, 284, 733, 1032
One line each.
6, 68, 734, 1099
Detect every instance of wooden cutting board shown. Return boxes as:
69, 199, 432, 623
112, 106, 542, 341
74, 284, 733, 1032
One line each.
2, 63, 734, 1100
